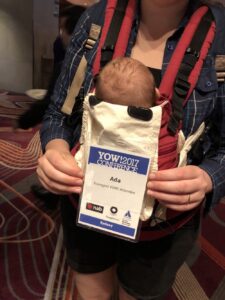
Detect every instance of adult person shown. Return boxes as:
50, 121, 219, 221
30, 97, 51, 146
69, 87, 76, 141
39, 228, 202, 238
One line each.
37, 1, 225, 300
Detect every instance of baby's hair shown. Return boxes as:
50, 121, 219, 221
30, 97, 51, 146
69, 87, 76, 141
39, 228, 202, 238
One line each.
95, 57, 156, 108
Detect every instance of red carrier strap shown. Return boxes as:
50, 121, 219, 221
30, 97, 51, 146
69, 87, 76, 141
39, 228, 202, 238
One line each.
93, 0, 136, 76
159, 6, 216, 135
159, 7, 214, 99
157, 6, 215, 171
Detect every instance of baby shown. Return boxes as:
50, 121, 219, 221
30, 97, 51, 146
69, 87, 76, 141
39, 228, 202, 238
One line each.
76, 57, 205, 226
94, 57, 159, 108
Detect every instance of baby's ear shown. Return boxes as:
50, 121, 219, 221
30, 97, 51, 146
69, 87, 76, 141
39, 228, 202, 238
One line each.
155, 88, 160, 99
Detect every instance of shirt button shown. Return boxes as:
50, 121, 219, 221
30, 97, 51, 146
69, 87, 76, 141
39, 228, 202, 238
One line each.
206, 81, 213, 87
167, 44, 174, 50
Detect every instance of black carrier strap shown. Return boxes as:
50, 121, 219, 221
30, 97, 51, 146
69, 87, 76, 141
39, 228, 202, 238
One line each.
100, 0, 129, 68
168, 9, 214, 135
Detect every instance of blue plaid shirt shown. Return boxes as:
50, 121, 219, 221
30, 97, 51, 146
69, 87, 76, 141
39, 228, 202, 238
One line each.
41, 0, 225, 207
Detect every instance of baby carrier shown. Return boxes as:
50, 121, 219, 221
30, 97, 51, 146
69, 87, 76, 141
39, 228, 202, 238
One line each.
62, 0, 217, 240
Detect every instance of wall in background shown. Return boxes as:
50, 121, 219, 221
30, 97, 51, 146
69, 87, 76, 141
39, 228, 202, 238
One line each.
0, 0, 33, 93
33, 0, 58, 88
0, 0, 58, 92
0, 0, 96, 93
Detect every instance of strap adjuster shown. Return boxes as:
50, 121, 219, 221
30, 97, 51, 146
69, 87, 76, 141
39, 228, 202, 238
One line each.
167, 77, 189, 135
175, 77, 190, 97
101, 45, 115, 67
102, 44, 115, 51
186, 47, 200, 59
168, 116, 180, 135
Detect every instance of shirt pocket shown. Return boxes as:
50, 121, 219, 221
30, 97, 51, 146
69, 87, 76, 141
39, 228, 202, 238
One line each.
195, 57, 218, 97
184, 56, 218, 134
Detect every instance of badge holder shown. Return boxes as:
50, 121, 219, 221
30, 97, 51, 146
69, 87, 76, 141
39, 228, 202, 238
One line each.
77, 144, 151, 242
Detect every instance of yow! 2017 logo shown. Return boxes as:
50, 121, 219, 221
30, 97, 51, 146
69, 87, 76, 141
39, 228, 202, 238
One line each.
97, 151, 140, 167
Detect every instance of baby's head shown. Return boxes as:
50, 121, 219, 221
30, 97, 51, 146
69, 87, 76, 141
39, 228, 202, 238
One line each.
95, 57, 158, 108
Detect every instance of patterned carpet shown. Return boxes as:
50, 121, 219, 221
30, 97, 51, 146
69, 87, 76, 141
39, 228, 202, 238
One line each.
0, 92, 75, 300
0, 92, 225, 300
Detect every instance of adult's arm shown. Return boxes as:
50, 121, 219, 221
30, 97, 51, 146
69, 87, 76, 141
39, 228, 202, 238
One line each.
40, 1, 104, 151
198, 83, 225, 207
38, 2, 105, 194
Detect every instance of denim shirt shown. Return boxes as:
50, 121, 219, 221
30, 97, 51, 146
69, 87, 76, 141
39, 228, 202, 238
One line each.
40, 0, 225, 207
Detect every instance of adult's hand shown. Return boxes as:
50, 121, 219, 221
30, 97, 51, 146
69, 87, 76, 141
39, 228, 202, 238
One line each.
147, 165, 213, 211
37, 139, 84, 195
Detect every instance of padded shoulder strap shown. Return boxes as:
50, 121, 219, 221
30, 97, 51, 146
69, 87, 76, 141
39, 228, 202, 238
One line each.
158, 6, 215, 134
92, 0, 136, 76
101, 0, 129, 68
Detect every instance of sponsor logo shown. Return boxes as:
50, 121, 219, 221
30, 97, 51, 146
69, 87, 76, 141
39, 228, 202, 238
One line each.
110, 206, 118, 214
86, 203, 104, 214
124, 210, 131, 218
122, 210, 132, 226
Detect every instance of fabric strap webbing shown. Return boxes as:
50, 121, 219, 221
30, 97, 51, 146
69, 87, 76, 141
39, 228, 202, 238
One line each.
61, 56, 87, 115
61, 24, 101, 115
